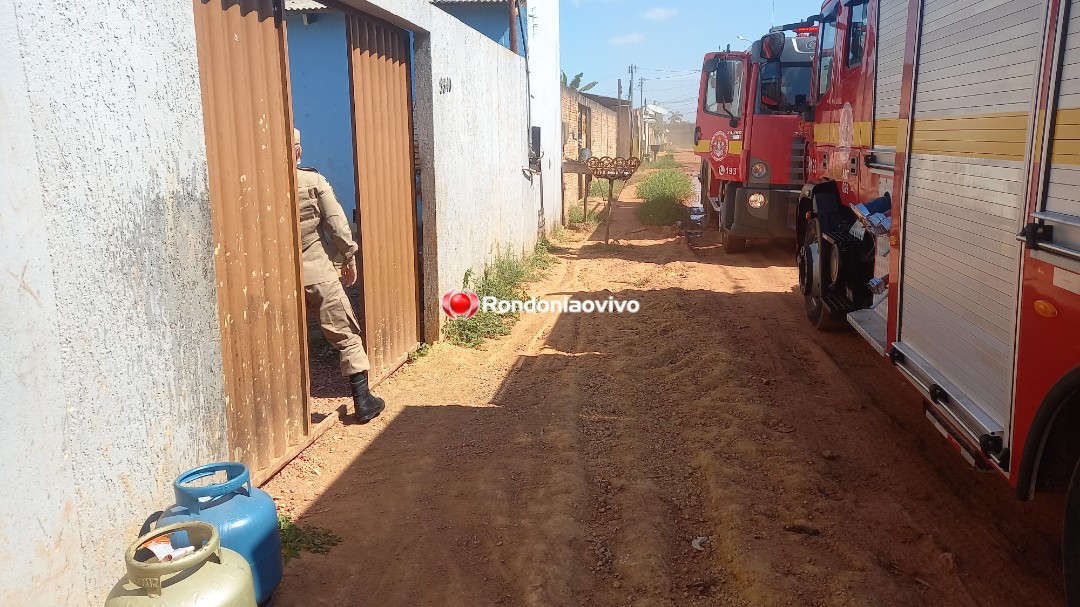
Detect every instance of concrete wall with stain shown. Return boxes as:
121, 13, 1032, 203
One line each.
337, 0, 561, 340
0, 1, 227, 603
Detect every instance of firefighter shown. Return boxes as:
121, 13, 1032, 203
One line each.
293, 127, 385, 423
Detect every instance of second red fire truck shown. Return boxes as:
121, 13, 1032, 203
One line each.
759, 0, 1080, 598
694, 34, 816, 251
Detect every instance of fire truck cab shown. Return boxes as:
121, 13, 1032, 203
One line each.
761, 0, 1080, 597
694, 35, 815, 252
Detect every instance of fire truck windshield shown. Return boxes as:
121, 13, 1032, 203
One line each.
755, 63, 812, 114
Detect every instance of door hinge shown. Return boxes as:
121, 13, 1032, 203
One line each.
1018, 221, 1053, 250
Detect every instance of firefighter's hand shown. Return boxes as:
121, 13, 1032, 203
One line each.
341, 260, 358, 287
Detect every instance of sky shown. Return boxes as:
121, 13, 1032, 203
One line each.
559, 0, 818, 118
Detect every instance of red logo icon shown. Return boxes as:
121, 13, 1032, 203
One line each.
710, 131, 729, 160
442, 289, 480, 319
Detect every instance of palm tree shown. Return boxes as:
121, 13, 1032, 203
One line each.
561, 71, 598, 92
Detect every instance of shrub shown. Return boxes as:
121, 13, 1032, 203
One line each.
635, 169, 693, 225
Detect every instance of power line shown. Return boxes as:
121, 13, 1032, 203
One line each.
638, 67, 699, 73
642, 72, 701, 81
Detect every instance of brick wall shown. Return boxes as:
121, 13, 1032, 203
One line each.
561, 85, 620, 213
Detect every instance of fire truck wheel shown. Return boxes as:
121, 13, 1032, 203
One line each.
1063, 458, 1080, 605
720, 229, 747, 253
801, 218, 844, 330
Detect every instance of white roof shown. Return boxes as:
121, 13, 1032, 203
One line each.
284, 0, 329, 12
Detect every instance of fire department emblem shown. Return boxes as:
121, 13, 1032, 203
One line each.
710, 130, 730, 160
838, 102, 854, 178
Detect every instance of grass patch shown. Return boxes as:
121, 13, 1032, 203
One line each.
442, 238, 555, 348
589, 179, 624, 199
642, 153, 680, 170
568, 204, 604, 225
636, 169, 693, 226
279, 515, 341, 564
407, 342, 431, 362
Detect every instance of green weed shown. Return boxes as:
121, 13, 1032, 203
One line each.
636, 169, 693, 226
279, 515, 341, 564
589, 179, 624, 199
407, 342, 431, 362
442, 239, 555, 348
568, 204, 603, 225
642, 153, 680, 170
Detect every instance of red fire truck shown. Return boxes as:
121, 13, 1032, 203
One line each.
760, 0, 1080, 597
693, 34, 816, 252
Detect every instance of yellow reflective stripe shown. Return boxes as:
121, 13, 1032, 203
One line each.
692, 139, 743, 154
873, 118, 901, 149
854, 122, 871, 147
813, 121, 872, 146
1051, 108, 1080, 165
814, 122, 837, 145
909, 112, 1029, 161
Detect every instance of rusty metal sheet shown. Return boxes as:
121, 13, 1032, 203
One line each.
346, 13, 422, 383
192, 0, 309, 477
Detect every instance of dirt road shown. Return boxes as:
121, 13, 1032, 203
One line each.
266, 152, 1066, 606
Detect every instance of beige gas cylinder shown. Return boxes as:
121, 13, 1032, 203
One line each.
104, 521, 257, 607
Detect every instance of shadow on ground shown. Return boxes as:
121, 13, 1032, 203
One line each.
273, 280, 1066, 607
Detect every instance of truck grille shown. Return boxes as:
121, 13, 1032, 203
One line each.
790, 135, 807, 183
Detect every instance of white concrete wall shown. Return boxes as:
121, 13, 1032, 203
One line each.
424, 25, 537, 294
0, 2, 227, 603
339, 0, 559, 338
526, 0, 564, 235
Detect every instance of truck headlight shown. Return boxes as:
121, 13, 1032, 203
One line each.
750, 162, 768, 178
748, 193, 767, 208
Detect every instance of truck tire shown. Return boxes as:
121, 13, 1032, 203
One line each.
1065, 459, 1080, 606
800, 218, 843, 330
720, 182, 747, 253
721, 230, 747, 253
700, 160, 718, 231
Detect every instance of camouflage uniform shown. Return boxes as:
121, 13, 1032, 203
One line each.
296, 166, 370, 376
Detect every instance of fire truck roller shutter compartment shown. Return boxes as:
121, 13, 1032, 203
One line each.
896, 0, 1048, 451
1042, 0, 1080, 255
871, 0, 909, 155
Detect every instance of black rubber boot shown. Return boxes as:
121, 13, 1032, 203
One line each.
349, 372, 385, 423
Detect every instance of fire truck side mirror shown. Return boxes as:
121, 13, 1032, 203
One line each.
758, 32, 786, 62
716, 62, 736, 104
759, 62, 783, 111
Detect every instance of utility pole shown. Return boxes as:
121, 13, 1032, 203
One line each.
618, 78, 625, 157
627, 64, 637, 156
639, 76, 645, 157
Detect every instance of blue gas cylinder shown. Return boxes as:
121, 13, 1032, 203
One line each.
156, 463, 282, 606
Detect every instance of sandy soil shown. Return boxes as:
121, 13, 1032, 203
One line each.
266, 150, 1067, 606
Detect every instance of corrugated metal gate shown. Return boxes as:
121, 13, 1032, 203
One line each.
346, 13, 422, 383
192, 0, 310, 478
